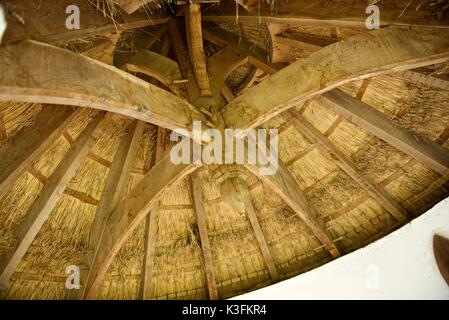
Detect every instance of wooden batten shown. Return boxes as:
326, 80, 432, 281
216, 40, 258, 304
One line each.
0, 106, 82, 200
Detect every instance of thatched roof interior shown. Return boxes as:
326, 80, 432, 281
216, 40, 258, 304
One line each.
0, 0, 448, 300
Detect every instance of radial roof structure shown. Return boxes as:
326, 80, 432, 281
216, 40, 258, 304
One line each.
0, 0, 448, 300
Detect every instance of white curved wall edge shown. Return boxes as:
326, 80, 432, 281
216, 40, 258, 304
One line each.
0, 6, 6, 44
233, 197, 449, 300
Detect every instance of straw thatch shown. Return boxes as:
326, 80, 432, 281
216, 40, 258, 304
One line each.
0, 0, 448, 300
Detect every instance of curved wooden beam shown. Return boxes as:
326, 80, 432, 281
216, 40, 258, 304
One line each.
0, 40, 207, 134
82, 155, 200, 299
223, 27, 449, 131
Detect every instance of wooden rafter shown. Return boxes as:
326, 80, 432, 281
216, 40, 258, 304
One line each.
321, 89, 449, 175
3, 0, 169, 45
190, 172, 218, 300
245, 160, 341, 258
167, 19, 203, 104
289, 111, 409, 222
185, 4, 211, 96
204, 31, 340, 257
223, 27, 449, 131
0, 40, 208, 135
90, 120, 144, 252
139, 127, 167, 300
243, 132, 341, 258
0, 106, 81, 200
395, 68, 449, 91
83, 154, 199, 299
202, 0, 449, 28
241, 183, 280, 282
0, 112, 109, 288
81, 120, 144, 299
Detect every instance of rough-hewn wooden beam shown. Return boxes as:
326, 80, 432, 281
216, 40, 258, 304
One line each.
202, 0, 449, 28
167, 19, 203, 104
322, 89, 449, 176
223, 27, 449, 131
185, 4, 211, 96
395, 69, 449, 91
190, 172, 218, 300
139, 127, 167, 300
125, 50, 184, 98
289, 111, 409, 222
0, 106, 80, 200
0, 40, 208, 134
0, 112, 108, 288
244, 136, 341, 258
3, 0, 169, 45
82, 155, 199, 299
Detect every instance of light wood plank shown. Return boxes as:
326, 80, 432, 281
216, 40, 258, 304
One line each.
0, 106, 81, 199
223, 27, 449, 131
322, 89, 449, 175
290, 111, 408, 222
0, 112, 108, 288
190, 172, 218, 300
